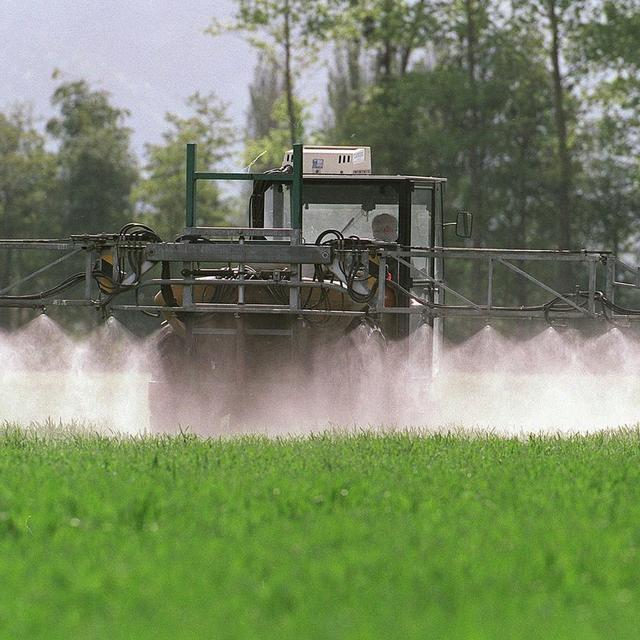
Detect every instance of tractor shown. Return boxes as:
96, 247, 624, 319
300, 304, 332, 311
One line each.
146, 144, 457, 430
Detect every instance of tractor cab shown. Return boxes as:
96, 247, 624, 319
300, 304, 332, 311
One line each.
246, 146, 448, 338
251, 145, 446, 251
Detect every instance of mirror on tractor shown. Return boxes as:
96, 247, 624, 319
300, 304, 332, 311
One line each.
455, 210, 473, 238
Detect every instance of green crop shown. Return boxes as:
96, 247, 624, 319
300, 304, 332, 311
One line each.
1, 425, 639, 639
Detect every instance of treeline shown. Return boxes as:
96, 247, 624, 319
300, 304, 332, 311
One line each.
3, 2, 639, 252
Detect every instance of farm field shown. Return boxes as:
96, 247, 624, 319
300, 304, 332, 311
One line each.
1, 427, 640, 639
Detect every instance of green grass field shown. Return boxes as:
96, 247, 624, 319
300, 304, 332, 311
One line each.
2, 426, 640, 639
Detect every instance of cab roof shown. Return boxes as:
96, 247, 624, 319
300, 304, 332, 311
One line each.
303, 173, 447, 184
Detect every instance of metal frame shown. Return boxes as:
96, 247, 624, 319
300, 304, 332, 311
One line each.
2, 242, 633, 322
0, 145, 638, 330
185, 142, 304, 229
0, 240, 97, 310
386, 248, 608, 318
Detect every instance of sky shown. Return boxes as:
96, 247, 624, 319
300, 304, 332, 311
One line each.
1, 0, 259, 159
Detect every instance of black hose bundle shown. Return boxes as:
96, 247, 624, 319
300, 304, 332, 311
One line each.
345, 253, 378, 304
107, 222, 162, 293
92, 222, 164, 303
314, 230, 379, 306
0, 222, 164, 305
542, 289, 640, 323
0, 272, 85, 301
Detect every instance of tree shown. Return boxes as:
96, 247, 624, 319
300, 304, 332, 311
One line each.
46, 79, 137, 235
243, 58, 303, 172
209, 0, 338, 145
0, 106, 57, 238
576, 1, 640, 262
544, 0, 575, 250
449, 0, 491, 251
579, 114, 640, 255
581, 0, 640, 71
134, 93, 236, 240
326, 0, 434, 139
244, 96, 309, 173
333, 1, 498, 236
341, 0, 432, 80
326, 40, 365, 136
0, 105, 57, 327
247, 57, 283, 141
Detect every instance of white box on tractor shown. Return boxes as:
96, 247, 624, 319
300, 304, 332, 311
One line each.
282, 146, 372, 175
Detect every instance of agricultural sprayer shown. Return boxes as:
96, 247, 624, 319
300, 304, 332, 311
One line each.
1, 143, 639, 430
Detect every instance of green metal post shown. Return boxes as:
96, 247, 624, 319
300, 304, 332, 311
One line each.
186, 143, 197, 228
290, 143, 303, 229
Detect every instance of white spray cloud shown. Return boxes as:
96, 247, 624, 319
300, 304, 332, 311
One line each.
0, 317, 639, 435
0, 315, 151, 433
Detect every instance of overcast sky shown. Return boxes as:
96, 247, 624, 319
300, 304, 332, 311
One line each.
1, 0, 261, 159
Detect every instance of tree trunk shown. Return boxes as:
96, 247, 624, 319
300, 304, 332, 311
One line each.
516, 143, 529, 305
465, 0, 483, 244
378, 0, 395, 79
379, 39, 393, 78
400, 0, 426, 75
283, 2, 297, 145
464, 0, 485, 297
547, 0, 572, 250
347, 41, 361, 104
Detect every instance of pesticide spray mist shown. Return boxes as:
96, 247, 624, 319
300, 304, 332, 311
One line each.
1, 315, 640, 435
422, 324, 640, 433
0, 315, 151, 433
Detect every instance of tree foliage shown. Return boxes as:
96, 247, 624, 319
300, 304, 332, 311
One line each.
46, 80, 137, 234
133, 93, 236, 239
243, 58, 304, 172
209, 0, 339, 145
0, 106, 58, 327
0, 106, 56, 239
